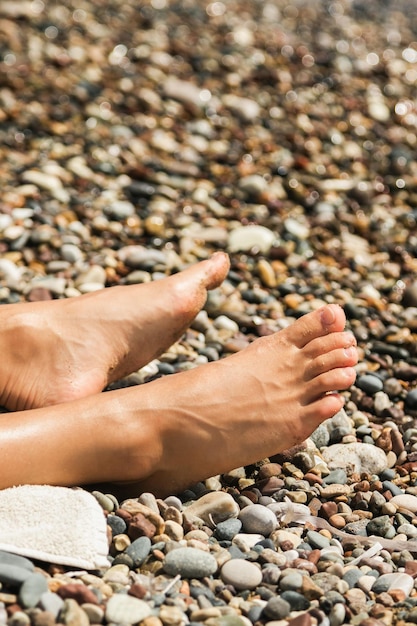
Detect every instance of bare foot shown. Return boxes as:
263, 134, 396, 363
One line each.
0, 304, 358, 495
0, 252, 230, 411
129, 303, 358, 495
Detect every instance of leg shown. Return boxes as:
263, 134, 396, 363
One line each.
0, 304, 357, 496
0, 252, 230, 411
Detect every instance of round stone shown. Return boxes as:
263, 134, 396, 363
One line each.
126, 536, 152, 567
262, 596, 291, 620
220, 558, 263, 590
238, 504, 277, 536
356, 374, 384, 395
163, 548, 217, 578
105, 594, 152, 624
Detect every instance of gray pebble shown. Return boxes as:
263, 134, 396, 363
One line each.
163, 547, 217, 578
214, 518, 242, 541
39, 592, 64, 618
262, 596, 291, 620
356, 374, 384, 395
19, 572, 48, 609
126, 536, 152, 567
238, 504, 277, 536
306, 530, 331, 550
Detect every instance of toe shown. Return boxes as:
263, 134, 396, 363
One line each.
302, 366, 357, 404
284, 305, 347, 350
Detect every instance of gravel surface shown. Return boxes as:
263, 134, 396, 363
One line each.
1, 0, 417, 625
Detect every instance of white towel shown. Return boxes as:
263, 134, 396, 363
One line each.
0, 485, 109, 570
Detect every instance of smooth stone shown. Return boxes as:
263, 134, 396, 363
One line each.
390, 494, 417, 512
323, 469, 348, 485
306, 530, 331, 550
322, 443, 388, 476
107, 514, 127, 536
105, 594, 152, 624
220, 558, 263, 590
279, 571, 303, 591
238, 504, 277, 536
39, 592, 64, 618
126, 536, 152, 567
280, 590, 310, 611
228, 225, 275, 254
62, 599, 89, 626
262, 596, 291, 620
372, 573, 414, 597
233, 533, 265, 551
19, 572, 48, 608
184, 492, 239, 526
0, 564, 33, 586
356, 374, 384, 395
0, 551, 34, 572
214, 518, 242, 541
163, 547, 217, 578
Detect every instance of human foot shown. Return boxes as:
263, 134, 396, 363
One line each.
0, 305, 358, 494
0, 252, 230, 411
116, 303, 359, 496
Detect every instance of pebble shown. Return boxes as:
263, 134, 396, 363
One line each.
238, 504, 277, 536
163, 548, 217, 578
19, 573, 48, 609
220, 559, 263, 590
105, 594, 152, 624
322, 443, 388, 476
3, 3, 417, 626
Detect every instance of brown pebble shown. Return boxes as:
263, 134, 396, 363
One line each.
307, 549, 321, 565
405, 561, 417, 578
57, 584, 99, 606
256, 476, 285, 495
390, 429, 405, 455
389, 589, 406, 603
358, 619, 386, 626
375, 427, 393, 452
328, 514, 346, 529
301, 576, 324, 601
128, 513, 157, 540
321, 501, 338, 519
257, 463, 282, 479
304, 472, 323, 485
128, 582, 148, 600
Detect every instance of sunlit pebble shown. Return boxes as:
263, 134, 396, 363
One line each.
73, 9, 86, 22
151, 0, 167, 8
302, 54, 314, 68
402, 47, 417, 63
395, 102, 409, 116
366, 52, 379, 66
30, 0, 44, 15
45, 25, 58, 39
206, 2, 226, 17
4, 54, 16, 66
396, 179, 406, 189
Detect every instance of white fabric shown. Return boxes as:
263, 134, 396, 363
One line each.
0, 485, 109, 569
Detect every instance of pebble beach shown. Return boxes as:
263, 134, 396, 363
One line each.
2, 0, 417, 625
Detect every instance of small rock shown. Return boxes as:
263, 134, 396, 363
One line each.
105, 594, 152, 624
220, 559, 263, 590
163, 547, 217, 578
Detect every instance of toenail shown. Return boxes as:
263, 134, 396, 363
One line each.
320, 305, 336, 327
